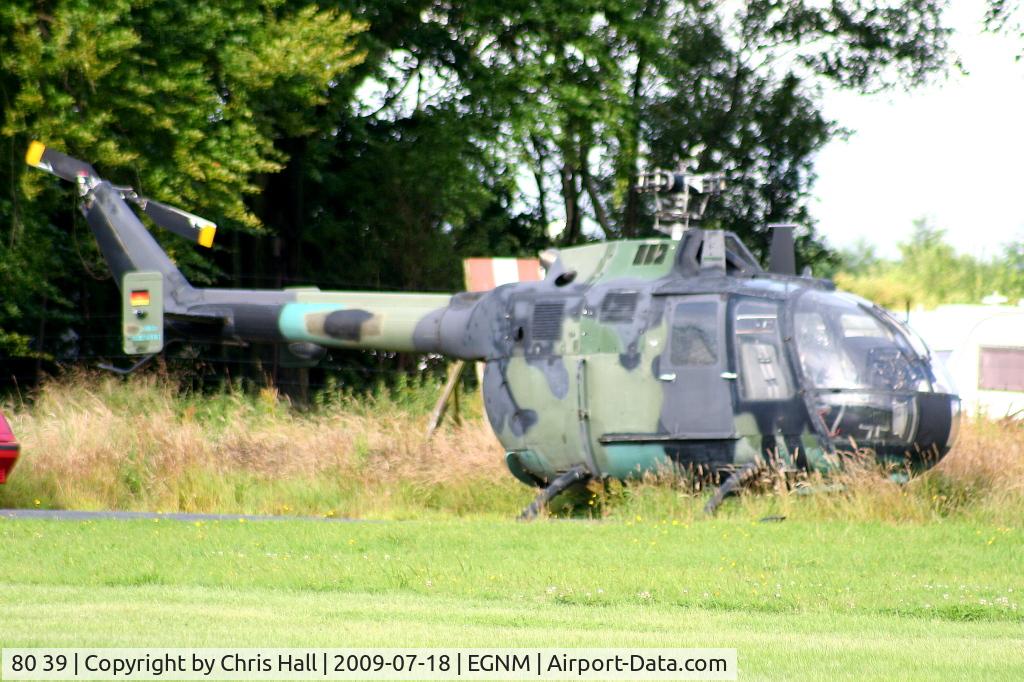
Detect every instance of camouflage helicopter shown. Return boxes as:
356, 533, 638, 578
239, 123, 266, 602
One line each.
26, 142, 961, 517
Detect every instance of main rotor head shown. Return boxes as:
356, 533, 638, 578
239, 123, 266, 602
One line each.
635, 164, 726, 239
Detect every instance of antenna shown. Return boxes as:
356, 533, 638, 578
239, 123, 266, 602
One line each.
635, 161, 725, 239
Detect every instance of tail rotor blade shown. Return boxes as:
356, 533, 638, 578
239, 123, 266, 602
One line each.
25, 141, 96, 182
25, 142, 217, 249
141, 199, 217, 248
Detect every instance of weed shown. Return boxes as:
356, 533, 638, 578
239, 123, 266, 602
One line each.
2, 371, 1022, 523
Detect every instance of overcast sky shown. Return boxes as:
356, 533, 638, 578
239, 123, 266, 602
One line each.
810, 1, 1024, 259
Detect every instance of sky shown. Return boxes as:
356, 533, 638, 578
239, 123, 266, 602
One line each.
810, 1, 1024, 259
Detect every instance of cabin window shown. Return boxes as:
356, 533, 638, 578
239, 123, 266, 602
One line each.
979, 347, 1024, 391
670, 301, 718, 366
733, 299, 794, 400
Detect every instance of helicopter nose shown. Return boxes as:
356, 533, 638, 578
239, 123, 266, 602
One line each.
911, 391, 961, 464
816, 390, 960, 471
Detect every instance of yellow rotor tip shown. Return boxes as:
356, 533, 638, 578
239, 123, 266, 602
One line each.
25, 141, 45, 167
198, 225, 216, 248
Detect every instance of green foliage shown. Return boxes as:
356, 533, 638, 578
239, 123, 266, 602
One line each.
2, 0, 364, 226
835, 219, 1024, 309
380, 0, 950, 258
1, 0, 954, 384
0, 1, 364, 360
986, 0, 1024, 54
2, 518, 1022, 616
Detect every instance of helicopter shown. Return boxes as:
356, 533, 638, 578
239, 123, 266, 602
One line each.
25, 142, 961, 518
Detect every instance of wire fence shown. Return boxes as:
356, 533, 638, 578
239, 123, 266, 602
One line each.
2, 331, 466, 403
2, 268, 473, 397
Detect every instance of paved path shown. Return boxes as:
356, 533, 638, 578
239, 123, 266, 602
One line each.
0, 509, 365, 523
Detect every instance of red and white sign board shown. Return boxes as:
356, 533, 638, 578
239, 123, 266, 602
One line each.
463, 258, 543, 292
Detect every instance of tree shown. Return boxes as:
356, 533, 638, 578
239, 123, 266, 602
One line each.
356, 1, 951, 265
0, 1, 364, 366
835, 240, 882, 276
987, 1, 1024, 52
833, 219, 1024, 309
1, 0, 957, 390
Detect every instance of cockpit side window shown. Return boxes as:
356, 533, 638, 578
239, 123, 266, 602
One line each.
733, 299, 794, 400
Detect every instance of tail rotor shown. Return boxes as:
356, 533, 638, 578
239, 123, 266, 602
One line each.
25, 141, 216, 249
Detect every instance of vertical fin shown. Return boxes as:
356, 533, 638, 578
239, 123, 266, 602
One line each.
85, 182, 194, 308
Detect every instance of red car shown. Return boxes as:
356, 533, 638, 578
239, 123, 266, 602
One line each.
0, 410, 19, 483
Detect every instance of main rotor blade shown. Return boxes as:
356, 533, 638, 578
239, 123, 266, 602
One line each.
141, 199, 217, 248
25, 141, 96, 182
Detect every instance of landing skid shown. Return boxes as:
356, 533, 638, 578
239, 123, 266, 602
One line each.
97, 353, 158, 375
703, 461, 762, 516
518, 466, 591, 521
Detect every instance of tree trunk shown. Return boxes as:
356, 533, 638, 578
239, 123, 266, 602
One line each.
620, 0, 664, 238
33, 296, 47, 386
529, 134, 550, 229
621, 56, 645, 238
560, 163, 580, 244
580, 144, 612, 237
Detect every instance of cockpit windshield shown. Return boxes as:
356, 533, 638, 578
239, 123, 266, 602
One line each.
793, 291, 931, 392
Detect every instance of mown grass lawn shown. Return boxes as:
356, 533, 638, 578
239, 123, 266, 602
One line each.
0, 517, 1021, 680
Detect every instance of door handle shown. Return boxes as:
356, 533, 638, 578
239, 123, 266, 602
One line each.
658, 372, 676, 382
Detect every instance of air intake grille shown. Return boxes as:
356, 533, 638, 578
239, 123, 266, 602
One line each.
633, 243, 669, 266
600, 292, 638, 323
531, 302, 565, 341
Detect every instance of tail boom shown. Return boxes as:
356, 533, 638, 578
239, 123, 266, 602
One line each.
29, 142, 492, 361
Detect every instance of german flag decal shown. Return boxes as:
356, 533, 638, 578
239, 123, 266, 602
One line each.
130, 290, 151, 307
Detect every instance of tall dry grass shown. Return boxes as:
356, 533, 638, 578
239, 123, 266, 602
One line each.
935, 418, 1024, 495
602, 419, 1024, 524
752, 418, 1024, 525
2, 372, 1022, 522
0, 371, 522, 518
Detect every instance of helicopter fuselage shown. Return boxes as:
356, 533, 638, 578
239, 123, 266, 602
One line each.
257, 232, 961, 485
455, 236, 961, 485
